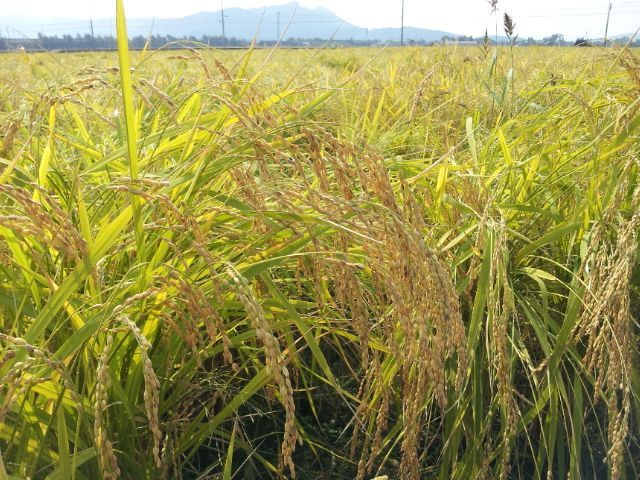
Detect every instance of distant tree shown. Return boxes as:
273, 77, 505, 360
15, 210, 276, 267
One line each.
543, 33, 565, 46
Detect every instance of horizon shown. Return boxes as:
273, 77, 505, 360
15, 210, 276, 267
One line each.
0, 1, 638, 40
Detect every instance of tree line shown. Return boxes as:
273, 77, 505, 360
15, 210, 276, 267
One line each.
1, 32, 637, 52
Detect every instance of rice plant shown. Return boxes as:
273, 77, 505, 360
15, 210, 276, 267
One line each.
0, 2, 639, 479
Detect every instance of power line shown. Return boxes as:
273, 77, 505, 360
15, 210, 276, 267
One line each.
514, 8, 640, 17
7, 9, 636, 32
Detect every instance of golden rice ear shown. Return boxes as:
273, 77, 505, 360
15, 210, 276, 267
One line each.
572, 166, 640, 480
94, 335, 121, 480
227, 265, 299, 479
120, 316, 162, 468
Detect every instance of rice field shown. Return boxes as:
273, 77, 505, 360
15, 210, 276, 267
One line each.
0, 8, 639, 480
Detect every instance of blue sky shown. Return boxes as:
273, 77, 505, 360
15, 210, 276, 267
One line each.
0, 0, 638, 38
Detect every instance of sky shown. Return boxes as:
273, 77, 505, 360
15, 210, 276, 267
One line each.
0, 0, 638, 39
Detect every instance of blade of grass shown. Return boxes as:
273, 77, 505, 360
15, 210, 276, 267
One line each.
116, 0, 144, 260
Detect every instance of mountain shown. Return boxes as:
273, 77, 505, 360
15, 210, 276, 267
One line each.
0, 2, 456, 43
610, 33, 637, 40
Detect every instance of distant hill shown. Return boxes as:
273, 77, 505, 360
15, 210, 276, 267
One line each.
0, 2, 456, 43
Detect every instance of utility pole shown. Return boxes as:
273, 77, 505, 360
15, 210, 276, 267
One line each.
400, 0, 405, 46
220, 0, 226, 46
603, 1, 612, 47
88, 0, 95, 50
277, 11, 281, 40
89, 17, 96, 49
